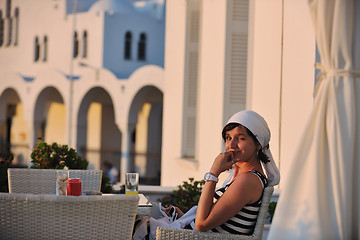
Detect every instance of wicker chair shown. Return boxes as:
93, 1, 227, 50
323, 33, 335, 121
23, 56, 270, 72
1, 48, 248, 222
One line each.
0, 193, 138, 240
7, 168, 102, 194
156, 186, 274, 240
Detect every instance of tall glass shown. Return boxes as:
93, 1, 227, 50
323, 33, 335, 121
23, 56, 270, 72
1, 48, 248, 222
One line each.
125, 173, 139, 195
56, 170, 68, 195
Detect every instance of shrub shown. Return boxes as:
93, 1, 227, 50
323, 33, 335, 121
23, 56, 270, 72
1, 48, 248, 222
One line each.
31, 141, 88, 169
267, 201, 277, 223
162, 178, 205, 213
0, 151, 13, 192
30, 140, 112, 193
101, 174, 114, 193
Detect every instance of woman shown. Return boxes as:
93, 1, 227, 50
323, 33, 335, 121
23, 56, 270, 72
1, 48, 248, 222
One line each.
166, 110, 280, 235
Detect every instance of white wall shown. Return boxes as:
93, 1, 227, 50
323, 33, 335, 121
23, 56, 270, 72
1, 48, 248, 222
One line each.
161, 0, 191, 185
248, 0, 315, 188
196, 0, 229, 185
161, 0, 316, 188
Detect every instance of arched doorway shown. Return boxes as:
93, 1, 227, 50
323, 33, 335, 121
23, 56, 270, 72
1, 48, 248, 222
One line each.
77, 87, 121, 177
33, 87, 66, 145
0, 88, 28, 166
129, 86, 163, 185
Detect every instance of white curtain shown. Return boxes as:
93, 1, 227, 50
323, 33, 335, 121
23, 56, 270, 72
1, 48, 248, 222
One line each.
268, 0, 360, 239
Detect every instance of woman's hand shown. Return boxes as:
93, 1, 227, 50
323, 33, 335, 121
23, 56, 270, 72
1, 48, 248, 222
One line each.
165, 205, 184, 218
210, 151, 237, 177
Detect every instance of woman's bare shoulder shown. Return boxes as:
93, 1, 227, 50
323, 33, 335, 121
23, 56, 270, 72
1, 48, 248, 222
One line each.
231, 171, 260, 185
228, 172, 263, 201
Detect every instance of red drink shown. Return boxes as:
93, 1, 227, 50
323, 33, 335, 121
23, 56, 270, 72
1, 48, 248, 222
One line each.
67, 178, 82, 196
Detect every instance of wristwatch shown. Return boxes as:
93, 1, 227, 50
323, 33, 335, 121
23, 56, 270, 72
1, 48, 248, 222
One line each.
204, 172, 219, 183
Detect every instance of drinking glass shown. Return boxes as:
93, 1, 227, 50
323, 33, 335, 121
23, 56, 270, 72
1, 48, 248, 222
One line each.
56, 170, 68, 195
125, 173, 139, 195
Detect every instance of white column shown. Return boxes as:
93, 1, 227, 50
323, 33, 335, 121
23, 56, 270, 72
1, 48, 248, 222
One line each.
120, 123, 135, 183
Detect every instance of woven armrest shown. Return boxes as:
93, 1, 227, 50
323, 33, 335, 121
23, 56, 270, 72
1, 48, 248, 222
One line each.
156, 186, 274, 240
156, 226, 252, 240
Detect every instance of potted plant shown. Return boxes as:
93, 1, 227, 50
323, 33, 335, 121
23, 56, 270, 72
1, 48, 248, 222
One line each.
30, 141, 88, 169
30, 140, 113, 193
0, 151, 13, 192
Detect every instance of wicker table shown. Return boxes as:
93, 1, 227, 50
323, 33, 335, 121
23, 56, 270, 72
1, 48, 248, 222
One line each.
0, 193, 139, 240
103, 193, 152, 216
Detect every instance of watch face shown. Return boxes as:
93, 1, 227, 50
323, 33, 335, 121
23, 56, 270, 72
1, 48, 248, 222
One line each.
204, 173, 210, 181
204, 172, 218, 182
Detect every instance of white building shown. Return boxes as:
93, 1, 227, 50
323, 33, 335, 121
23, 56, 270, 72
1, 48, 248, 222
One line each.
1, 0, 316, 189
0, 0, 165, 185
161, 0, 315, 188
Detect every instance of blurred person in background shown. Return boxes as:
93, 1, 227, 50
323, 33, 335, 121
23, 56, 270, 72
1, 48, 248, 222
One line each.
103, 161, 119, 185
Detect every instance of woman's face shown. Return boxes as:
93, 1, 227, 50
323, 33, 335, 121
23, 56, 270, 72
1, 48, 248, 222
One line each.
225, 125, 259, 162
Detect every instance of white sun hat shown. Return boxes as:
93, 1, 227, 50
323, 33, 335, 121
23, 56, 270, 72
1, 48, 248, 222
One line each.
223, 110, 280, 186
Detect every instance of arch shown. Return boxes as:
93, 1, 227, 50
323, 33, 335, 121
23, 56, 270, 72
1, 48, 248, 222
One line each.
138, 32, 146, 61
33, 87, 65, 145
128, 85, 163, 185
124, 31, 132, 60
77, 87, 121, 173
0, 88, 28, 166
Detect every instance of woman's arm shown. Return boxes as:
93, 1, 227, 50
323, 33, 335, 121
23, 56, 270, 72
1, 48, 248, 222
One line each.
195, 153, 262, 231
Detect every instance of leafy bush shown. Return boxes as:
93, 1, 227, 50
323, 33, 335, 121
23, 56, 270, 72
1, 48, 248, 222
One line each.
112, 184, 125, 194
101, 174, 114, 193
31, 140, 113, 193
31, 141, 88, 169
0, 151, 13, 192
267, 201, 277, 223
162, 178, 205, 213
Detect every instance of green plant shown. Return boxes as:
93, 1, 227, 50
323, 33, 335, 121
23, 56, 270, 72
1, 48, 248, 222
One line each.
112, 184, 125, 194
267, 201, 277, 223
30, 140, 113, 193
162, 178, 205, 213
0, 151, 13, 192
101, 174, 114, 193
31, 141, 89, 169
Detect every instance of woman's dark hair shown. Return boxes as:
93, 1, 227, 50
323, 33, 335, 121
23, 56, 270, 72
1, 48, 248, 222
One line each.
222, 123, 270, 163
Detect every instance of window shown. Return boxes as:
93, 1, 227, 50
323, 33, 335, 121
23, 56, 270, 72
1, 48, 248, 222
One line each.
43, 36, 47, 61
14, 8, 19, 45
6, 0, 11, 18
181, 3, 200, 159
34, 37, 40, 61
6, 0, 11, 46
124, 31, 132, 60
228, 0, 249, 106
73, 31, 78, 58
6, 17, 12, 46
82, 31, 87, 58
0, 11, 3, 46
138, 33, 146, 61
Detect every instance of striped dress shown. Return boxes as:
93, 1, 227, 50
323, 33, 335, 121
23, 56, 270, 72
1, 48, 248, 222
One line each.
211, 170, 268, 235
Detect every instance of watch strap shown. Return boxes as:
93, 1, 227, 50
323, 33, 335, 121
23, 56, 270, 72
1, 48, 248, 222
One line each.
204, 172, 219, 183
